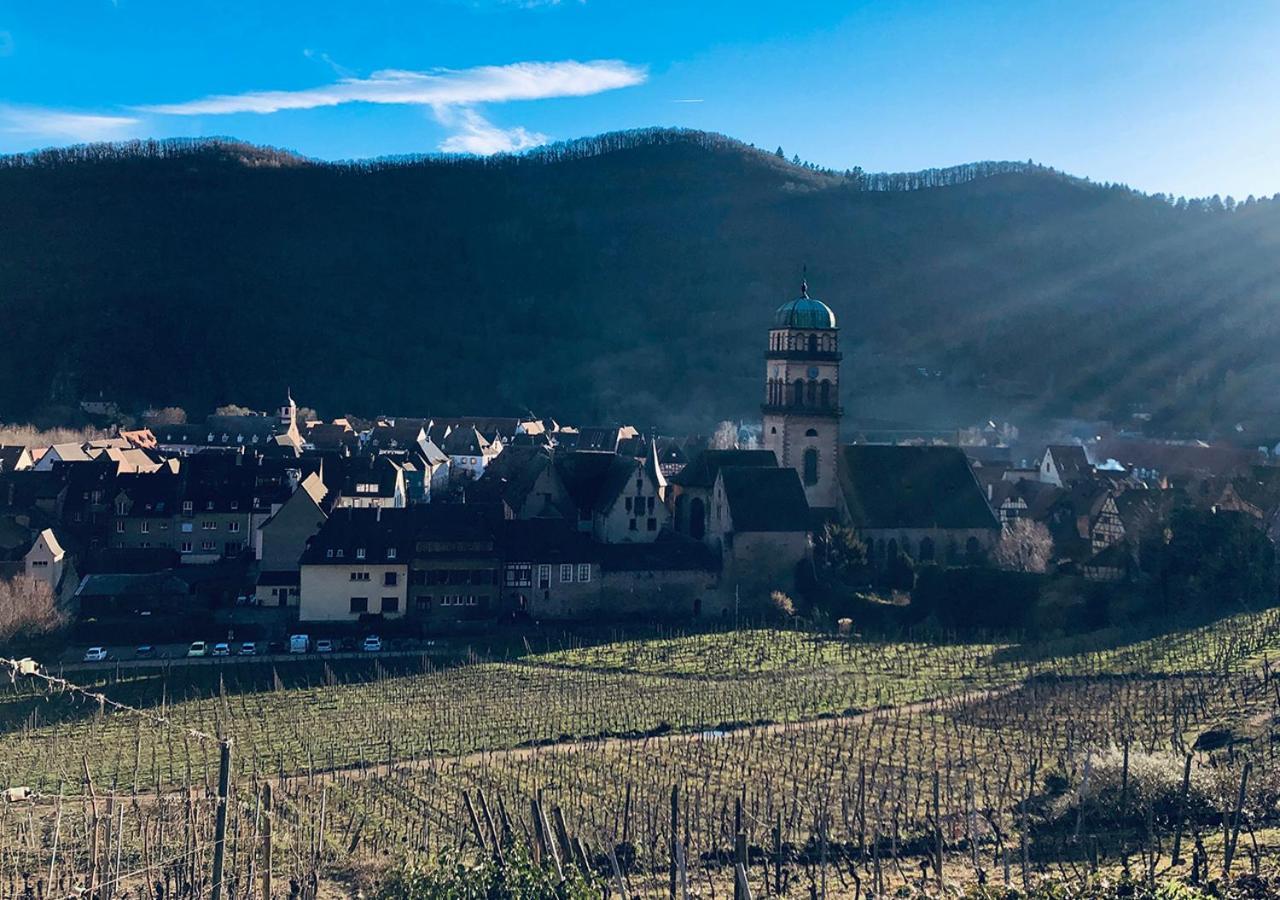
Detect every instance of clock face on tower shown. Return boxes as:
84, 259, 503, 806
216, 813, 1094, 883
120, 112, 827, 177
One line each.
807, 367, 819, 378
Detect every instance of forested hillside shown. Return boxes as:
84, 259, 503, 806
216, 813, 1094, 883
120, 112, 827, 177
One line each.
3, 128, 1279, 434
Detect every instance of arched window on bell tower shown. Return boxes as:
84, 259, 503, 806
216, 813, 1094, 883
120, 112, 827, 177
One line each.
803, 448, 819, 485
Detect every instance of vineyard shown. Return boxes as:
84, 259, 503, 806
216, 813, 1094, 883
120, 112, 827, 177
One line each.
2, 609, 1279, 898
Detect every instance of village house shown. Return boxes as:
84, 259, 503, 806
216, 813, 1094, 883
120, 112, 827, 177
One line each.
1037, 445, 1094, 487
708, 465, 811, 599
668, 449, 778, 540
439, 425, 502, 482
498, 518, 598, 619
330, 454, 407, 509
297, 507, 411, 622
407, 504, 503, 623
253, 471, 329, 607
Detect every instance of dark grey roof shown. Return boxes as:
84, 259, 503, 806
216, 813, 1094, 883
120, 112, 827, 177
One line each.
670, 449, 777, 488
441, 426, 491, 457
838, 445, 999, 530
470, 446, 555, 511
299, 507, 412, 565
499, 519, 595, 562
597, 535, 720, 572
77, 571, 191, 598
554, 451, 637, 514
719, 466, 810, 532
1046, 445, 1091, 481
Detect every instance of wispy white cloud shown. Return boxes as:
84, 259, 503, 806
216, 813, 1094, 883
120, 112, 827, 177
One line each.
302, 48, 354, 79
137, 59, 645, 116
674, 98, 704, 103
135, 58, 645, 156
434, 106, 547, 154
0, 104, 140, 142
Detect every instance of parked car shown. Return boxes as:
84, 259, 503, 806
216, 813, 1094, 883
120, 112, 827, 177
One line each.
315, 639, 334, 653
83, 647, 108, 662
339, 636, 356, 652
289, 634, 310, 654
267, 640, 285, 654
362, 635, 383, 652
212, 643, 231, 657
136, 645, 154, 659
187, 641, 208, 658
238, 642, 256, 656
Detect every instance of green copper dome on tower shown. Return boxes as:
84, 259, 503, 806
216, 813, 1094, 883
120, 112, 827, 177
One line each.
773, 279, 836, 329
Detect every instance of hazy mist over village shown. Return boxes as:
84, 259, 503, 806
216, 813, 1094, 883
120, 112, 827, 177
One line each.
2, 2, 1280, 898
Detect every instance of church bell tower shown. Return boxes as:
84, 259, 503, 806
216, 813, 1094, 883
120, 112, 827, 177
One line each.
762, 279, 842, 511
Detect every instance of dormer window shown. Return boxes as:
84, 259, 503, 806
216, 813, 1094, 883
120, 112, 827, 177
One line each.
183, 500, 194, 513
336, 549, 344, 558
230, 500, 238, 510
116, 501, 127, 515
206, 500, 215, 511
386, 548, 397, 560
356, 548, 366, 560
326, 549, 334, 558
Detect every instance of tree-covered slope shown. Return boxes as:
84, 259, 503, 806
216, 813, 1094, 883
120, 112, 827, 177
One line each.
2, 129, 1279, 434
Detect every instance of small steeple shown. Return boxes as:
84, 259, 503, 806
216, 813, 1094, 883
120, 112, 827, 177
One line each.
800, 264, 809, 299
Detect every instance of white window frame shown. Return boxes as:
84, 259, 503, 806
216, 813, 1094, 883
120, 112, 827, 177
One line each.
560, 563, 574, 583
576, 564, 591, 583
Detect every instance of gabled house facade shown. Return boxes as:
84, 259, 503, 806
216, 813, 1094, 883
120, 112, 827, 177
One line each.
298, 507, 411, 621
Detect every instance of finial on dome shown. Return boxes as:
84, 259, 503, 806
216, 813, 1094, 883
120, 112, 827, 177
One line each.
801, 264, 809, 299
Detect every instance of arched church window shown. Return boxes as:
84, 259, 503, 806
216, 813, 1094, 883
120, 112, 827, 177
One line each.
820, 380, 831, 408
965, 536, 982, 561
919, 537, 936, 561
803, 448, 819, 485
805, 428, 818, 437
807, 380, 817, 405
793, 380, 805, 406
690, 498, 706, 541
808, 334, 818, 353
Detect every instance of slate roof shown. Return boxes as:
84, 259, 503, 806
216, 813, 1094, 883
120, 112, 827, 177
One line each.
498, 519, 595, 562
838, 445, 999, 530
441, 426, 492, 457
1046, 445, 1092, 482
670, 449, 777, 488
299, 507, 412, 565
470, 446, 556, 512
76, 571, 192, 599
0, 446, 29, 473
554, 451, 637, 515
719, 466, 810, 532
597, 534, 720, 573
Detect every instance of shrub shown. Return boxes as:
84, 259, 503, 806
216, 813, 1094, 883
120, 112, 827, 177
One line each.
1044, 747, 1218, 831
374, 847, 594, 900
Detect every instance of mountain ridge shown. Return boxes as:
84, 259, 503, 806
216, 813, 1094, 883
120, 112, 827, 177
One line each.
2, 127, 1279, 436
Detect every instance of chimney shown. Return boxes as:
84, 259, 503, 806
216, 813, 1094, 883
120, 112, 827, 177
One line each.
376, 506, 381, 523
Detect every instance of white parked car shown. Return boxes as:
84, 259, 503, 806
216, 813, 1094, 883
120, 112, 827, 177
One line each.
211, 643, 231, 657
187, 641, 208, 658
83, 647, 108, 662
362, 635, 382, 652
315, 639, 334, 653
238, 642, 256, 656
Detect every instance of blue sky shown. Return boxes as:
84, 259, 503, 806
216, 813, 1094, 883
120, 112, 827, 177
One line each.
1, 0, 1277, 197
